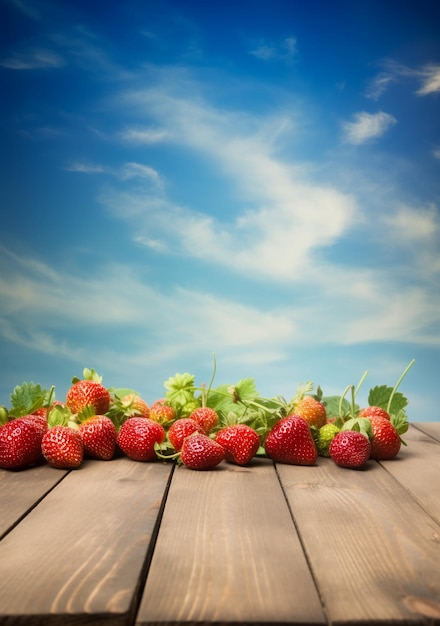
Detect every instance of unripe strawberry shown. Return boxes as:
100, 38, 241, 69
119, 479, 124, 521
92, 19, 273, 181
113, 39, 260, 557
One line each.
189, 407, 219, 433
150, 399, 176, 423
294, 396, 327, 429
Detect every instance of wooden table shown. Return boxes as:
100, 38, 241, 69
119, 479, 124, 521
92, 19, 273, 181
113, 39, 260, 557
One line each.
1, 422, 439, 626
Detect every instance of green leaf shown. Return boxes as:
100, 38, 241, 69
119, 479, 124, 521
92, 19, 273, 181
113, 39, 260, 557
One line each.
47, 404, 72, 428
164, 372, 196, 407
10, 382, 50, 417
207, 378, 259, 415
368, 385, 408, 414
321, 396, 352, 418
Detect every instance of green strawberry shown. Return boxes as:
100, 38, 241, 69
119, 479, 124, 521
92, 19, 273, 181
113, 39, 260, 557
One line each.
315, 423, 340, 457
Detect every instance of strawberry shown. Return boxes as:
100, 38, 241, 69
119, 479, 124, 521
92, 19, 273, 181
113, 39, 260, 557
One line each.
215, 424, 260, 466
78, 415, 117, 460
315, 422, 340, 457
189, 407, 219, 433
369, 416, 401, 460
120, 393, 150, 418
117, 417, 165, 461
329, 430, 371, 468
149, 399, 176, 424
41, 426, 84, 469
264, 415, 317, 465
0, 417, 46, 469
66, 379, 110, 415
180, 433, 225, 470
293, 396, 327, 429
358, 406, 390, 420
168, 418, 203, 452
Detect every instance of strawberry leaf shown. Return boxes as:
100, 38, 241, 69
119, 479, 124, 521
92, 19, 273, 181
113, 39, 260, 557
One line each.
164, 372, 196, 407
10, 382, 50, 417
368, 385, 408, 414
321, 396, 352, 418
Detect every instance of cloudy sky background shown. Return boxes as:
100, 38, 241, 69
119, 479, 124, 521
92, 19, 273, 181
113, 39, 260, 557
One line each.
1, 0, 439, 420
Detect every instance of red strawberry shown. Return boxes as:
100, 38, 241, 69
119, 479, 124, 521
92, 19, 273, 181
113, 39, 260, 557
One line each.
149, 399, 176, 424
21, 414, 49, 435
189, 407, 219, 433
168, 418, 203, 452
117, 417, 165, 461
41, 426, 84, 469
66, 380, 110, 415
78, 415, 117, 460
120, 394, 150, 418
369, 416, 401, 460
180, 433, 225, 470
215, 424, 260, 465
264, 415, 317, 465
358, 406, 390, 420
293, 396, 327, 429
329, 430, 371, 468
0, 417, 45, 469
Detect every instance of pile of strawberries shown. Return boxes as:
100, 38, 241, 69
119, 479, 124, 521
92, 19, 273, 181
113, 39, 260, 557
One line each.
0, 362, 413, 472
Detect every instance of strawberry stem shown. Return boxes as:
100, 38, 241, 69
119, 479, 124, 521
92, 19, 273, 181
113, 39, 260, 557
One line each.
386, 359, 415, 414
354, 370, 368, 398
339, 385, 352, 417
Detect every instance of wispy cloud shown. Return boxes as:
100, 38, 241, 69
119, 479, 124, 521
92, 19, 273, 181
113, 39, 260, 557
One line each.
65, 161, 163, 187
119, 126, 171, 144
342, 111, 397, 144
249, 36, 297, 63
367, 61, 440, 99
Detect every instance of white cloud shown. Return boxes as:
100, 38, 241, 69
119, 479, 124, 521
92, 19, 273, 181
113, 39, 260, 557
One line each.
342, 111, 397, 144
381, 204, 439, 241
433, 147, 440, 160
367, 61, 440, 99
416, 64, 440, 95
116, 87, 357, 281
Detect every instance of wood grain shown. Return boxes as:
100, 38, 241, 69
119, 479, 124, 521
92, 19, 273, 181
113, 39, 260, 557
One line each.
412, 421, 440, 442
277, 454, 440, 625
0, 458, 173, 626
378, 424, 440, 524
0, 464, 69, 540
136, 458, 326, 626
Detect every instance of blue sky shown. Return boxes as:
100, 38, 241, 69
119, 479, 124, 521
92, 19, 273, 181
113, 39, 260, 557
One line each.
1, 0, 439, 421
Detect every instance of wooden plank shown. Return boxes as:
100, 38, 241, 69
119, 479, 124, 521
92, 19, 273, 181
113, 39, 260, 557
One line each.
378, 424, 440, 524
412, 421, 440, 442
137, 458, 326, 626
0, 458, 173, 626
277, 456, 440, 625
0, 465, 69, 540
